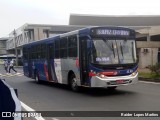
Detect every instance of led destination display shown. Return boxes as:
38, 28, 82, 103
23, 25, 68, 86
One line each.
90, 27, 134, 37
96, 29, 130, 36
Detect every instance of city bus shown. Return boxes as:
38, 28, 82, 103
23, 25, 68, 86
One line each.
23, 26, 138, 91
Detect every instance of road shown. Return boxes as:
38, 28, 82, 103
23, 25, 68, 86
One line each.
0, 65, 160, 120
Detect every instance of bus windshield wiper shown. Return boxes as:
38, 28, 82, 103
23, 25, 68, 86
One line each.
120, 42, 124, 58
131, 42, 136, 62
111, 42, 115, 58
102, 38, 115, 58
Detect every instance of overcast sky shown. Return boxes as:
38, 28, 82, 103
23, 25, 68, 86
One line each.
0, 0, 160, 37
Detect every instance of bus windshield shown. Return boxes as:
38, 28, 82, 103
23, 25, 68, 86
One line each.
90, 38, 137, 65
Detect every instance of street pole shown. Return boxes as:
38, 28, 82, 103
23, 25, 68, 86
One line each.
13, 29, 18, 66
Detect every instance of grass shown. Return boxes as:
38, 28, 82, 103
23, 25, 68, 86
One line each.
139, 72, 160, 79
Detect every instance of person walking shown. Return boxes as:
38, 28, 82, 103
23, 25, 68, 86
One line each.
3, 60, 9, 73
9, 59, 17, 73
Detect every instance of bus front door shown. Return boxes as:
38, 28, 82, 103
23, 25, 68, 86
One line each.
79, 37, 89, 86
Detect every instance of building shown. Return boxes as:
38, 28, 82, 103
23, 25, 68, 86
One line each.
0, 37, 9, 55
69, 14, 160, 26
136, 26, 160, 68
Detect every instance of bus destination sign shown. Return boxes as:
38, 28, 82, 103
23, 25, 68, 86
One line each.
91, 28, 130, 37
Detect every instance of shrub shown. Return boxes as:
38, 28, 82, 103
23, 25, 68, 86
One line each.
148, 63, 160, 75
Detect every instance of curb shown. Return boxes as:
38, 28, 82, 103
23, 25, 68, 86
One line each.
139, 77, 160, 83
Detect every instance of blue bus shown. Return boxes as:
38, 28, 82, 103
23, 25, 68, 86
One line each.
23, 26, 138, 91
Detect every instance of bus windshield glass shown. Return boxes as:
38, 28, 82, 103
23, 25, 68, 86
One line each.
90, 38, 137, 65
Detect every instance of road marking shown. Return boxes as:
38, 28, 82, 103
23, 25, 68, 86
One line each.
52, 118, 60, 120
21, 101, 60, 120
20, 101, 45, 120
0, 72, 24, 77
139, 81, 160, 85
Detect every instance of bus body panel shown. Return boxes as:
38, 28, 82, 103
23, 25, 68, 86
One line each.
54, 59, 63, 83
23, 60, 29, 77
33, 59, 47, 81
54, 58, 80, 85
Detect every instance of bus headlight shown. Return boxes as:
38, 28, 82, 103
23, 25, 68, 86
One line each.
132, 70, 137, 76
98, 74, 106, 78
100, 74, 105, 78
89, 71, 106, 78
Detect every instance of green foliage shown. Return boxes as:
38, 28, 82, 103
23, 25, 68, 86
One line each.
139, 72, 160, 78
148, 63, 160, 75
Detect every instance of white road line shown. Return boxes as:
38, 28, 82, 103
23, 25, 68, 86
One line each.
0, 73, 24, 77
0, 75, 7, 77
139, 81, 160, 85
52, 118, 60, 120
20, 101, 45, 120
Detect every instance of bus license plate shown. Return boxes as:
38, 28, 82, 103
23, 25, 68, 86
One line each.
116, 80, 125, 84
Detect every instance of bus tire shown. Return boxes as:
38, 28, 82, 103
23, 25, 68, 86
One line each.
70, 74, 79, 92
35, 72, 41, 84
107, 86, 117, 91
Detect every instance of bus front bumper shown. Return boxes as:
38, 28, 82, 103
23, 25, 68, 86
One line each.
90, 73, 138, 88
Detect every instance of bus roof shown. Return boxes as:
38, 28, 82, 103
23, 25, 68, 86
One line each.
23, 35, 60, 47
23, 26, 135, 48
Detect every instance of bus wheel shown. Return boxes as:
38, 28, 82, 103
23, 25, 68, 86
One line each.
107, 86, 117, 91
35, 72, 41, 84
70, 75, 79, 92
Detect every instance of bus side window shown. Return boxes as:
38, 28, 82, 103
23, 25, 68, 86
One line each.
41, 44, 46, 59
37, 45, 41, 59
68, 35, 77, 58
31, 46, 37, 59
49, 43, 54, 59
55, 40, 60, 58
60, 37, 67, 58
23, 48, 28, 59
31, 46, 34, 59
29, 48, 32, 59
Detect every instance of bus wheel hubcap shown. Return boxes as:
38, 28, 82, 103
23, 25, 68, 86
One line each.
72, 78, 77, 89
35, 75, 38, 82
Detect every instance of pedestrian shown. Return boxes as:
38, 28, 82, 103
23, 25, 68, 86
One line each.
9, 59, 17, 73
3, 60, 9, 73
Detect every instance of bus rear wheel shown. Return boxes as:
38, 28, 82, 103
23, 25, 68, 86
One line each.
35, 72, 41, 84
107, 86, 117, 91
70, 74, 79, 92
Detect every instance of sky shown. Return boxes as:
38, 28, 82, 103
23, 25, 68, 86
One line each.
0, 0, 160, 37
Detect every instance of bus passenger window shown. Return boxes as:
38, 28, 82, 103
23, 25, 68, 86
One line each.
41, 45, 46, 58
37, 45, 42, 59
55, 40, 60, 58
60, 37, 67, 58
49, 43, 54, 59
68, 36, 77, 57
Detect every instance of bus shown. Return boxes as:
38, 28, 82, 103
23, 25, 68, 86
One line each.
23, 26, 138, 91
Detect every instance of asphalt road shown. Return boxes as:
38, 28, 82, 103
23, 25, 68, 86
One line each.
0, 65, 160, 120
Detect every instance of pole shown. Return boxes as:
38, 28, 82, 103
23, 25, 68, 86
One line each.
13, 29, 18, 66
